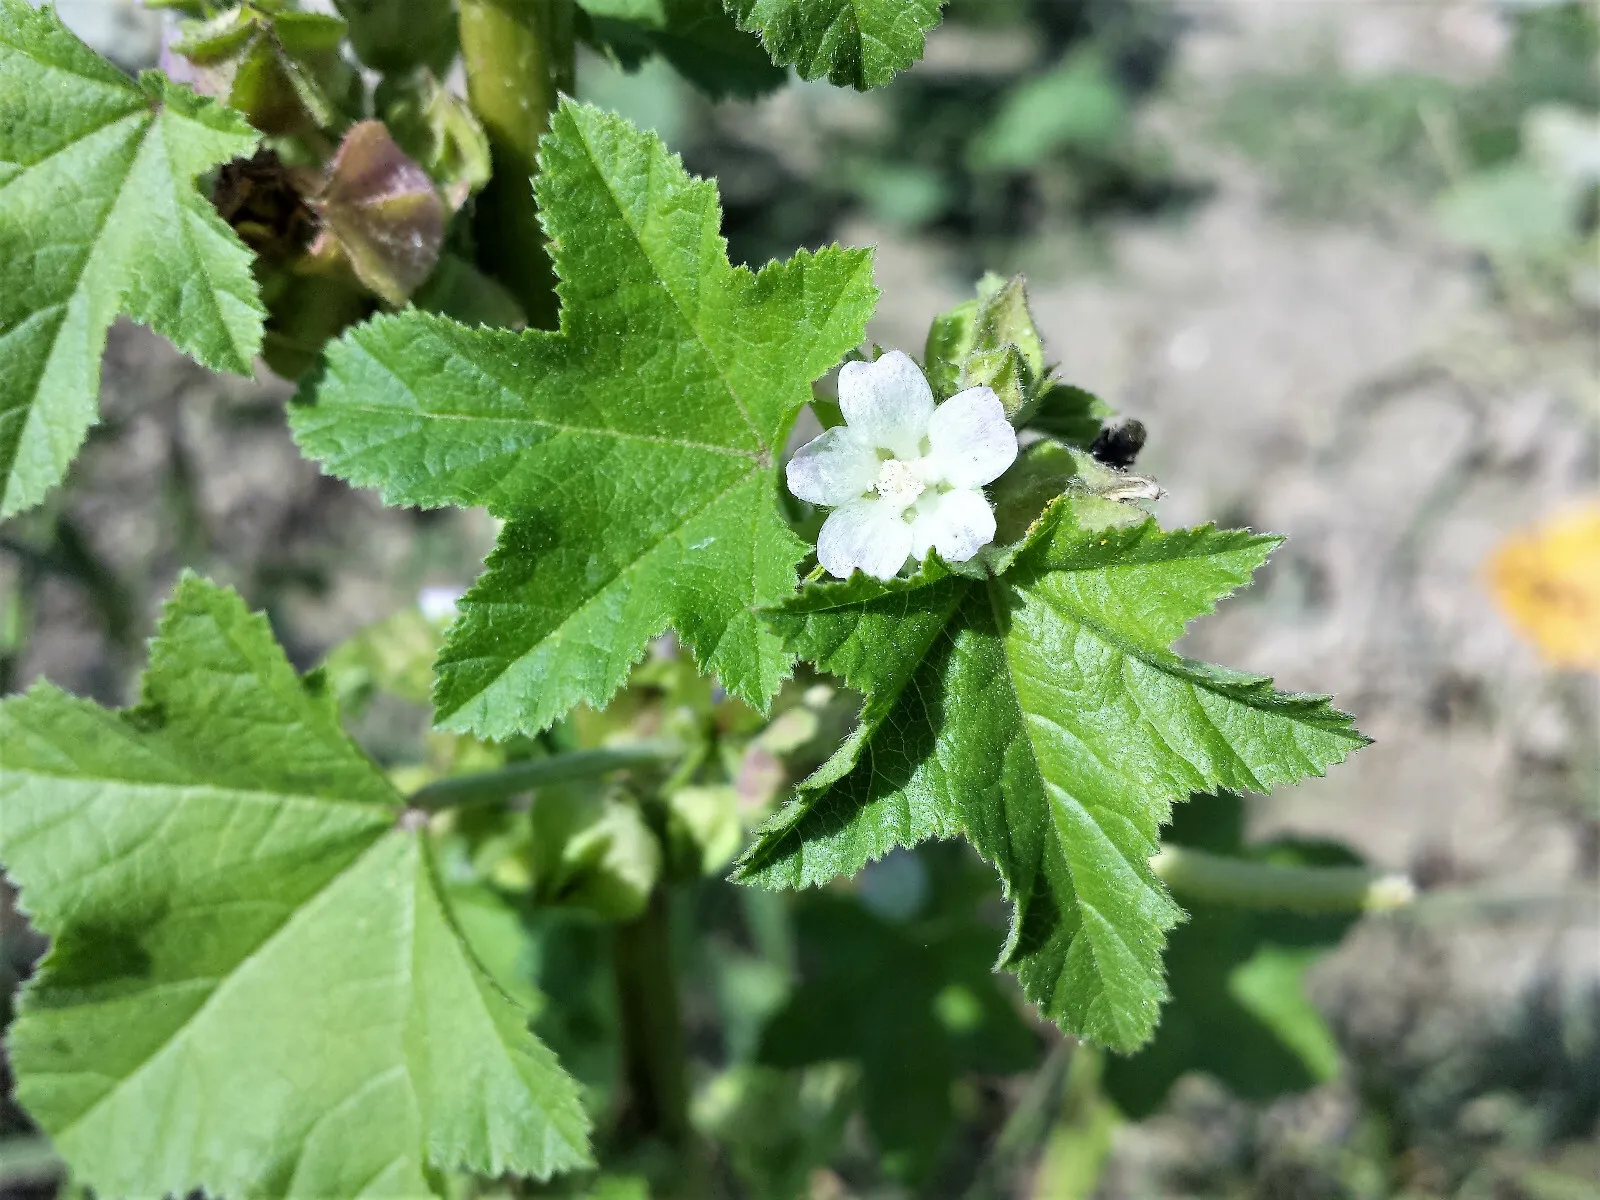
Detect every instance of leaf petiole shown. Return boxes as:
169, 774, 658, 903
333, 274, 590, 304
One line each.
1151, 845, 1415, 914
406, 742, 682, 811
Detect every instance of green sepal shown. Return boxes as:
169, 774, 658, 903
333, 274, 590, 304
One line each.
169, 3, 355, 136
377, 69, 494, 209
1028, 383, 1113, 448
923, 272, 1063, 423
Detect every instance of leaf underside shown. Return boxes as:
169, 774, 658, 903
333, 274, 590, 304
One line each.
0, 0, 264, 518
579, 0, 788, 99
292, 100, 877, 739
0, 576, 591, 1198
736, 503, 1369, 1051
723, 0, 945, 89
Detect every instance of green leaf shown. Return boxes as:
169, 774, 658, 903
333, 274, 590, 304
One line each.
1228, 946, 1343, 1081
988, 441, 1110, 546
445, 881, 547, 1013
759, 848, 1036, 1182
1102, 793, 1355, 1116
292, 101, 877, 739
0, 0, 265, 518
736, 504, 1368, 1051
724, 0, 945, 89
581, 0, 787, 99
0, 575, 592, 1197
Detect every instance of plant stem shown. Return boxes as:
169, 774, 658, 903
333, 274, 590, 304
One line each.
406, 743, 679, 811
611, 887, 694, 1158
1150, 845, 1416, 913
458, 0, 575, 327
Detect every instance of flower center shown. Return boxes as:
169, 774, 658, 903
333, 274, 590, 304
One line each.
874, 458, 925, 510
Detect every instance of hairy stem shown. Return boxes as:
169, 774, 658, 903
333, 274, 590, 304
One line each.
458, 0, 575, 326
1151, 845, 1415, 913
406, 743, 679, 811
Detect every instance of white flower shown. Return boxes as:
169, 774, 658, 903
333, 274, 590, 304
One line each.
417, 585, 466, 625
787, 350, 1018, 581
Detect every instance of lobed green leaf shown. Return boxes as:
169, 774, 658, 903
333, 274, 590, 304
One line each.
737, 504, 1369, 1051
0, 576, 591, 1197
293, 101, 877, 739
0, 0, 265, 518
723, 0, 945, 89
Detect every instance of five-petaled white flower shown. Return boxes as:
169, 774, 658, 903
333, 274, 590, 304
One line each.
787, 350, 1018, 581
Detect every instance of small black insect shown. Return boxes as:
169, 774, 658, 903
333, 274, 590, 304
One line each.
1089, 417, 1148, 469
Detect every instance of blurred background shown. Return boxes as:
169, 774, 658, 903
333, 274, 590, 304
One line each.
1, 1, 1597, 1197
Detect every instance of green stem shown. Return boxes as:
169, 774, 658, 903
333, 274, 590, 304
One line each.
611, 887, 694, 1158
406, 743, 679, 811
458, 0, 574, 326
1151, 845, 1415, 913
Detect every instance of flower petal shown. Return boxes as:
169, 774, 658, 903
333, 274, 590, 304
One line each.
786, 426, 878, 506
925, 386, 1018, 488
837, 350, 934, 458
909, 488, 996, 564
818, 500, 914, 581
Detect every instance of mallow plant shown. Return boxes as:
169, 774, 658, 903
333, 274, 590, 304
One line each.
0, 1, 1406, 1196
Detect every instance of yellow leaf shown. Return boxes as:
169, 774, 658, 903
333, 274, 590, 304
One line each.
1487, 504, 1600, 670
